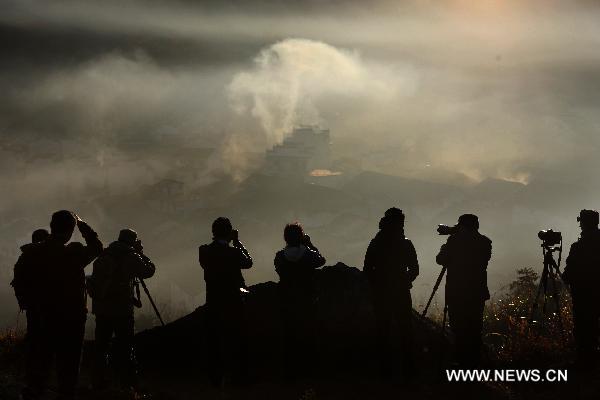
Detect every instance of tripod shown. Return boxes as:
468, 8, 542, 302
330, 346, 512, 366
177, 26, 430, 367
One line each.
422, 266, 449, 337
134, 278, 166, 327
529, 241, 565, 337
422, 266, 449, 371
422, 266, 446, 319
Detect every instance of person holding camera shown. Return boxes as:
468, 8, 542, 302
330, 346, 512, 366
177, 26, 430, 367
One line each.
88, 228, 156, 393
199, 217, 253, 386
13, 211, 103, 400
436, 214, 492, 368
274, 222, 326, 378
563, 209, 600, 369
364, 207, 419, 379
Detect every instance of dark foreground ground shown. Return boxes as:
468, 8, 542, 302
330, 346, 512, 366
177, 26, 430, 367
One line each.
2, 264, 599, 399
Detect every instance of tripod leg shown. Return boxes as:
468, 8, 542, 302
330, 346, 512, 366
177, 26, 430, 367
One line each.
530, 273, 545, 323
442, 303, 448, 334
437, 303, 449, 372
139, 279, 165, 326
548, 271, 566, 341
539, 254, 554, 328
422, 266, 447, 318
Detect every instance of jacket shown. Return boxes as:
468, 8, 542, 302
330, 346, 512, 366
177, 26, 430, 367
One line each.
90, 241, 156, 316
436, 230, 492, 304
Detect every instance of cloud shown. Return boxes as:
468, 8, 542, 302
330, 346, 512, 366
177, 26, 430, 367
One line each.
13, 53, 198, 141
2, 1, 600, 187
222, 38, 417, 178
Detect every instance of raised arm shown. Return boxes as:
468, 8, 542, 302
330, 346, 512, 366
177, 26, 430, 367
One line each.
436, 239, 452, 267
303, 235, 326, 269
131, 252, 156, 279
233, 240, 253, 269
305, 248, 326, 270
77, 220, 103, 264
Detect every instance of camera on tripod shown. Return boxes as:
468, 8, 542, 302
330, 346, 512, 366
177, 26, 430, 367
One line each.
437, 224, 457, 235
529, 228, 565, 332
537, 229, 562, 248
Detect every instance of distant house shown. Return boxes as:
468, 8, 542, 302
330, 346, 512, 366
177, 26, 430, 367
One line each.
264, 126, 332, 177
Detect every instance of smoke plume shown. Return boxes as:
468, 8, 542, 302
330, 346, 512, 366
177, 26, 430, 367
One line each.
227, 38, 417, 146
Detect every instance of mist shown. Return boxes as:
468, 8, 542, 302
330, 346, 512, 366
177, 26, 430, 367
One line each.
2, 0, 600, 332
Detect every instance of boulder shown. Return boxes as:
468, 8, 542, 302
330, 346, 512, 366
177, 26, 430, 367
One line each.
135, 263, 449, 378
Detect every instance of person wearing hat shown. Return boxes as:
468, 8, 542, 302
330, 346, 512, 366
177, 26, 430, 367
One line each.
563, 209, 600, 369
364, 207, 419, 379
13, 211, 102, 400
89, 228, 156, 393
436, 214, 492, 368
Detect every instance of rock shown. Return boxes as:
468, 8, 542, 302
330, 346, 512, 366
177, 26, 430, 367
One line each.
135, 263, 449, 377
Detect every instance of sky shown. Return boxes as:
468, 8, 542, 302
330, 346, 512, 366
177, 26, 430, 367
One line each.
2, 0, 600, 183
1, 0, 600, 328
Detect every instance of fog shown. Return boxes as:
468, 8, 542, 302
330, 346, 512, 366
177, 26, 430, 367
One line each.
1, 0, 600, 331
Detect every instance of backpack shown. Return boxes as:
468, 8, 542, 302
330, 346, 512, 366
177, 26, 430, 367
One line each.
88, 252, 142, 309
12, 245, 40, 310
88, 253, 117, 300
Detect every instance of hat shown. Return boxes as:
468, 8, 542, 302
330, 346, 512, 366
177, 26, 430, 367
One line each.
379, 207, 405, 230
118, 228, 138, 245
578, 209, 599, 226
457, 214, 479, 230
384, 207, 405, 221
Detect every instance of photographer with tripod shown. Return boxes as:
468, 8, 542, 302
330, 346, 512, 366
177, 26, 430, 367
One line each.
436, 214, 492, 368
563, 209, 600, 369
88, 228, 156, 394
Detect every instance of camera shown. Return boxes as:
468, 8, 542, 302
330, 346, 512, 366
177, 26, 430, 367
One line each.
437, 224, 457, 236
537, 229, 562, 246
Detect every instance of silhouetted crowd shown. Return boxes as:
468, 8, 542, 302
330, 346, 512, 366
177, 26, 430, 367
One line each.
10, 208, 600, 399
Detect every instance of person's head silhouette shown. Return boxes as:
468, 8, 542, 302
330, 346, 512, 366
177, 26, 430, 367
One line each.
212, 217, 233, 241
50, 210, 76, 244
31, 228, 49, 243
577, 209, 599, 232
457, 214, 479, 231
284, 222, 304, 246
379, 207, 405, 233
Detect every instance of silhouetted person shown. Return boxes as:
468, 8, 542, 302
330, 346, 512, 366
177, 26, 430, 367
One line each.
13, 211, 102, 400
199, 217, 253, 387
364, 208, 419, 379
11, 228, 50, 398
436, 214, 491, 368
12, 228, 50, 313
31, 228, 50, 243
275, 222, 326, 378
563, 209, 600, 369
89, 229, 156, 392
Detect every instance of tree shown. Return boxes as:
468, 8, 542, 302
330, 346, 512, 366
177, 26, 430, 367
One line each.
509, 267, 539, 299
